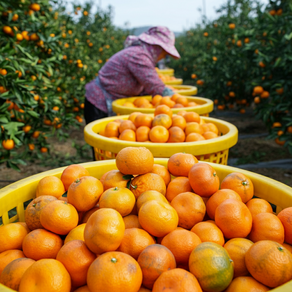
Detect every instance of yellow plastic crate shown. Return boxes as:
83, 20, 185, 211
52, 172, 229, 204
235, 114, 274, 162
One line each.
112, 95, 213, 116
155, 68, 174, 76
84, 115, 238, 164
0, 159, 292, 292
170, 85, 198, 96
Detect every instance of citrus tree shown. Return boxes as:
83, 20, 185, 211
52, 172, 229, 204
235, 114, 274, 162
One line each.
0, 0, 127, 169
171, 0, 292, 153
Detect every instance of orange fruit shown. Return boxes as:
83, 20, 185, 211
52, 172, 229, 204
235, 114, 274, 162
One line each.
249, 212, 285, 243
138, 200, 178, 237
175, 96, 189, 107
25, 195, 58, 230
177, 110, 187, 117
133, 97, 151, 107
185, 122, 203, 136
40, 200, 79, 235
119, 129, 136, 141
117, 228, 155, 259
122, 101, 136, 108
35, 176, 65, 198
187, 101, 198, 107
116, 147, 154, 175
19, 259, 71, 292
159, 96, 175, 108
137, 244, 176, 289
152, 114, 172, 129
151, 164, 171, 186
29, 3, 41, 11
278, 207, 292, 245
225, 276, 269, 292
183, 112, 200, 123
67, 176, 103, 212
81, 206, 100, 223
168, 152, 198, 177
205, 123, 219, 135
15, 223, 30, 235
128, 112, 142, 123
201, 122, 212, 133
171, 192, 206, 229
136, 126, 150, 142
87, 251, 142, 292
185, 132, 205, 142
221, 172, 254, 203
189, 242, 234, 292
123, 214, 142, 229
136, 190, 169, 212
283, 243, 292, 254
112, 118, 124, 126
73, 286, 91, 292
171, 115, 187, 130
173, 103, 184, 108
154, 104, 173, 117
152, 95, 163, 106
130, 173, 166, 199
149, 125, 169, 142
167, 126, 186, 142
191, 221, 225, 246
166, 176, 192, 202
161, 229, 201, 266
64, 223, 86, 243
206, 189, 242, 219
56, 239, 96, 288
61, 164, 90, 191
0, 250, 25, 276
260, 91, 269, 98
22, 229, 63, 260
229, 23, 236, 29
84, 208, 125, 254
215, 199, 253, 239
253, 86, 264, 94
129, 202, 139, 216
224, 238, 253, 278
188, 163, 220, 197
245, 198, 273, 220
152, 268, 202, 292
102, 169, 130, 190
0, 258, 35, 291
0, 223, 29, 253
203, 131, 218, 140
99, 187, 136, 216
104, 121, 120, 137
134, 114, 153, 128
245, 240, 292, 288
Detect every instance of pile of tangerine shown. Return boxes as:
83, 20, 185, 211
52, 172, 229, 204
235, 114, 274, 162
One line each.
121, 94, 198, 109
157, 74, 180, 82
99, 106, 219, 143
0, 147, 292, 292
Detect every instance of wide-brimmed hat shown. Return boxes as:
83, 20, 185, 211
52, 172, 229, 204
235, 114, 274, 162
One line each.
138, 26, 180, 59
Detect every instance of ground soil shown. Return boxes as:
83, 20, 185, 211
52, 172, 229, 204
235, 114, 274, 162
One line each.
1, 110, 292, 189
212, 110, 292, 187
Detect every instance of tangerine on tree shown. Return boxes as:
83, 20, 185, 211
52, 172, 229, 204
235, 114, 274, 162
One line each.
2, 139, 15, 150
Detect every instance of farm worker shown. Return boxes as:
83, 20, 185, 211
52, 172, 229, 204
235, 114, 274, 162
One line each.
84, 26, 180, 124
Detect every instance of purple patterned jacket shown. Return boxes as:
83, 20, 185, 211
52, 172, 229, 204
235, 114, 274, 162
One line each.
85, 45, 166, 113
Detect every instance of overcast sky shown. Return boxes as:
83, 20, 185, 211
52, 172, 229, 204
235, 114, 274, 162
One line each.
71, 0, 269, 32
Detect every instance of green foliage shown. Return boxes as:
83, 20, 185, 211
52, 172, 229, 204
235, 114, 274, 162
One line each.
171, 0, 292, 153
0, 0, 128, 167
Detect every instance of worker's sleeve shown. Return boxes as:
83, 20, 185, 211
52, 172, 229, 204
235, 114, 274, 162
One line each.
127, 52, 166, 96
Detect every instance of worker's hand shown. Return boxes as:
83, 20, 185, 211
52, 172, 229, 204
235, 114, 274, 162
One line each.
162, 87, 174, 97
